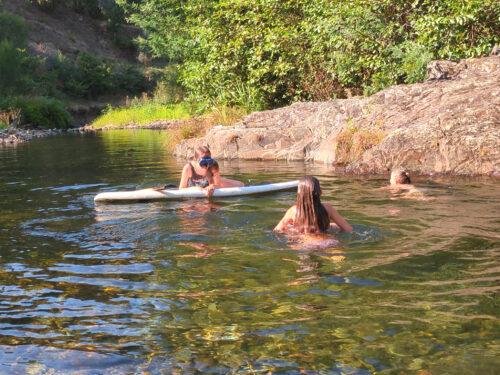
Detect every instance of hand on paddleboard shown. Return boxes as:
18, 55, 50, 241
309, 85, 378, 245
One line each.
204, 184, 216, 197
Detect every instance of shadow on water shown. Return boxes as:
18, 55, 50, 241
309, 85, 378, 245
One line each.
0, 130, 499, 374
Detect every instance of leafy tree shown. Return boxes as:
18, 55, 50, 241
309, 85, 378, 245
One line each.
116, 0, 190, 61
80, 1, 500, 109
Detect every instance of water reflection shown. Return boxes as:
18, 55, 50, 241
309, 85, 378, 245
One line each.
0, 131, 498, 374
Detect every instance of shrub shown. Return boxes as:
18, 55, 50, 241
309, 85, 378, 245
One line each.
0, 11, 29, 47
27, 0, 58, 11
0, 97, 74, 129
147, 65, 186, 104
122, 0, 500, 108
0, 40, 25, 96
75, 52, 113, 97
113, 65, 149, 93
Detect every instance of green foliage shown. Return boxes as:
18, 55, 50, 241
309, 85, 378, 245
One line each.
71, 0, 101, 16
75, 52, 113, 97
0, 12, 31, 95
0, 40, 25, 96
0, 11, 30, 47
116, 0, 189, 61
412, 0, 500, 59
0, 96, 74, 129
27, 0, 58, 11
42, 51, 148, 99
91, 101, 192, 128
120, 0, 500, 110
113, 65, 148, 93
100, 0, 126, 33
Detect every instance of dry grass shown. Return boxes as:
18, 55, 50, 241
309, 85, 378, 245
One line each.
0, 108, 21, 128
163, 106, 246, 151
163, 105, 247, 151
335, 125, 386, 164
203, 105, 247, 126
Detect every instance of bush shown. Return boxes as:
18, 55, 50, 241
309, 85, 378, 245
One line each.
27, 0, 58, 11
75, 52, 113, 97
0, 11, 29, 47
122, 0, 500, 109
0, 40, 25, 96
113, 65, 149, 93
0, 97, 74, 129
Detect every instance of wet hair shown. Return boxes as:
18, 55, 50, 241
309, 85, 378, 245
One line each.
194, 146, 211, 160
209, 160, 219, 173
294, 176, 330, 234
391, 169, 411, 184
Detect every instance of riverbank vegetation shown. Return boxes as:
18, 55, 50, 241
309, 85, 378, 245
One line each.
0, 3, 149, 129
1, 0, 499, 137
120, 0, 498, 110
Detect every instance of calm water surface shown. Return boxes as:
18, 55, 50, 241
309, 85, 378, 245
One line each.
0, 130, 498, 374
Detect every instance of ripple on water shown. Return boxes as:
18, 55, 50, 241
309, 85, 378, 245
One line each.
1, 133, 499, 374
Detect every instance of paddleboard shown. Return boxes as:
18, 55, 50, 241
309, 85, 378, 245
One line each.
94, 180, 299, 202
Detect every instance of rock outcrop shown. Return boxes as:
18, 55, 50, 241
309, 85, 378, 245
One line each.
175, 53, 500, 176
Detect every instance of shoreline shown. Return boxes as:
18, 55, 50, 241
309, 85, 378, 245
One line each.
1, 122, 498, 178
0, 120, 181, 146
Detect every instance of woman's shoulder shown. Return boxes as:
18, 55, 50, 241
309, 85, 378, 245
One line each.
282, 205, 297, 221
182, 162, 193, 173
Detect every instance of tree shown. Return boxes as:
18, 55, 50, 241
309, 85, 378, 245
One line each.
119, 0, 500, 110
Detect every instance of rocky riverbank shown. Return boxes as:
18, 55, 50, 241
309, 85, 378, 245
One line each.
175, 52, 500, 176
0, 127, 64, 145
3, 53, 499, 176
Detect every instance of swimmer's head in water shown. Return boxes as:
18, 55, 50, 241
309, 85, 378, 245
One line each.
295, 176, 329, 234
390, 168, 411, 185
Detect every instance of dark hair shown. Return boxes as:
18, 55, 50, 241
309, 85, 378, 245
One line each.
294, 176, 330, 233
194, 146, 211, 160
209, 160, 219, 173
392, 169, 411, 184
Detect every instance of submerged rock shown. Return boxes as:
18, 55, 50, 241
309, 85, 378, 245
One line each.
175, 53, 500, 176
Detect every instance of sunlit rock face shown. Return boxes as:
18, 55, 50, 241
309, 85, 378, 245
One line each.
175, 52, 500, 176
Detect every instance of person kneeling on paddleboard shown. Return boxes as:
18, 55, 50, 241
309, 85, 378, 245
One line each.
179, 146, 243, 196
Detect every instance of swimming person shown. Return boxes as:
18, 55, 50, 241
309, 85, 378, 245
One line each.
179, 146, 243, 196
386, 168, 433, 202
389, 168, 415, 190
274, 176, 353, 233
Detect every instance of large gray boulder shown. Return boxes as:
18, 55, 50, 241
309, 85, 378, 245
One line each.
175, 53, 500, 175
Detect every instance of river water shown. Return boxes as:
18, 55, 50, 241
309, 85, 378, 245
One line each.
0, 130, 498, 374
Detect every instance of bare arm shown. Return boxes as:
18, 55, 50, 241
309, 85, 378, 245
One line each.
211, 169, 221, 187
274, 205, 296, 232
179, 164, 191, 189
323, 203, 353, 232
200, 169, 220, 196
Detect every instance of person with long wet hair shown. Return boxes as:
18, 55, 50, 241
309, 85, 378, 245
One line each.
179, 146, 243, 196
274, 176, 352, 233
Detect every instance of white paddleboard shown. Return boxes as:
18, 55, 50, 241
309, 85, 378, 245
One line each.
94, 180, 299, 202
